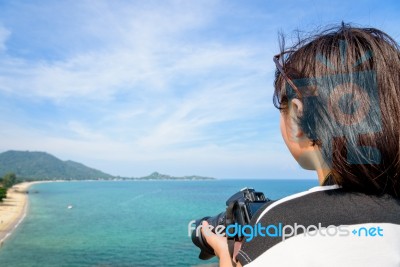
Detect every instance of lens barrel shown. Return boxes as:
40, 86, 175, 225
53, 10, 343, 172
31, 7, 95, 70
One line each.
191, 212, 226, 260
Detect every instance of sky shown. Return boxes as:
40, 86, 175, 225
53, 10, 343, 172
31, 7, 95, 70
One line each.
0, 0, 399, 179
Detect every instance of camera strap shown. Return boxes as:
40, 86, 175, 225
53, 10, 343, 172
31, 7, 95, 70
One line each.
225, 201, 235, 225
225, 202, 238, 266
227, 239, 237, 267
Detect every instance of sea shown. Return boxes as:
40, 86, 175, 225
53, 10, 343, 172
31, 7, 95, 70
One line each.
0, 179, 317, 267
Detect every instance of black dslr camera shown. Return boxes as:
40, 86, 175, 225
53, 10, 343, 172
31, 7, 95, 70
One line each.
191, 187, 270, 260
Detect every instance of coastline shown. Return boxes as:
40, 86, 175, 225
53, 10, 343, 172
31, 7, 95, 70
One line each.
0, 181, 43, 246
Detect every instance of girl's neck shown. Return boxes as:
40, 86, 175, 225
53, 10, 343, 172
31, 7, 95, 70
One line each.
316, 167, 332, 185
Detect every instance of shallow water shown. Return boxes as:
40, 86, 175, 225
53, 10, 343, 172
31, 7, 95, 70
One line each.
0, 179, 317, 266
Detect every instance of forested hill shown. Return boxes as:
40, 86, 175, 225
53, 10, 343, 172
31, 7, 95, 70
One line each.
0, 150, 114, 180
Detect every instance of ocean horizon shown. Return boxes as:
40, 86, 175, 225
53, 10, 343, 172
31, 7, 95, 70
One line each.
0, 179, 318, 266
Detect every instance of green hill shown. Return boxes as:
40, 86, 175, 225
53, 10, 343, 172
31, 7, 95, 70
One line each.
0, 150, 114, 180
137, 171, 214, 180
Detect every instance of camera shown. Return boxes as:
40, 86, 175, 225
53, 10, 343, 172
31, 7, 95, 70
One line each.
191, 187, 270, 260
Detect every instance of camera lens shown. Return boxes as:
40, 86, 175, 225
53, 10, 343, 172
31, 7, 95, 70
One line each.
191, 212, 226, 260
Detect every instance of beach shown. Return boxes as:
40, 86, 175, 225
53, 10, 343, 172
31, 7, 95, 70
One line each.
0, 182, 38, 246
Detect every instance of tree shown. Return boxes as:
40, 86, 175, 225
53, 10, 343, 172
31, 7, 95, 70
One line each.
2, 173, 17, 189
0, 187, 6, 202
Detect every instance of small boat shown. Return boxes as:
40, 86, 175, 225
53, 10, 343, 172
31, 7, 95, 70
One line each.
67, 205, 73, 209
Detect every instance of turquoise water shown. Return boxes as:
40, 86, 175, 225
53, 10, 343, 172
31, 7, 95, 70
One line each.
0, 179, 317, 266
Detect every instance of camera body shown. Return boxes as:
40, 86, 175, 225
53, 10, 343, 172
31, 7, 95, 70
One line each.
191, 187, 270, 260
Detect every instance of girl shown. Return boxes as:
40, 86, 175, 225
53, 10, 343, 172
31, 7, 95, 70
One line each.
203, 23, 400, 267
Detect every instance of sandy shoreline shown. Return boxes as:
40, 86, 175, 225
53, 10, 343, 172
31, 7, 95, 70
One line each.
0, 181, 44, 246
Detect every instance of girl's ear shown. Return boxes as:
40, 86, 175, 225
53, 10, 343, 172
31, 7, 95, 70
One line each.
289, 99, 304, 138
291, 98, 303, 117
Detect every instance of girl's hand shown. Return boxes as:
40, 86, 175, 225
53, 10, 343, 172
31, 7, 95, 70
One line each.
201, 221, 242, 267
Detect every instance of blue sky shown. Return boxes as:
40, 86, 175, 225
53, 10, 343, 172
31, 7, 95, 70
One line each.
0, 0, 399, 179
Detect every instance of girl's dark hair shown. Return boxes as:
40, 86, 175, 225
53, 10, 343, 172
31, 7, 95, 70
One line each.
274, 23, 400, 196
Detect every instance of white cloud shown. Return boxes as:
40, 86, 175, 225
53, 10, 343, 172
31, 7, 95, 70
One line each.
0, 39, 271, 101
0, 25, 10, 52
134, 74, 273, 150
0, 0, 305, 179
0, 119, 308, 178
